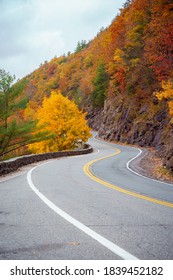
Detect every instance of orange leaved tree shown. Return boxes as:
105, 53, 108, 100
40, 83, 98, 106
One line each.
28, 90, 91, 153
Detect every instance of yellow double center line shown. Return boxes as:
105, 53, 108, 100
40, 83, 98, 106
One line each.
83, 148, 173, 209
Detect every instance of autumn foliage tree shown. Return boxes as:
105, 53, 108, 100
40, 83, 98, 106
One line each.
155, 80, 173, 119
15, 0, 172, 109
28, 90, 91, 153
145, 0, 173, 81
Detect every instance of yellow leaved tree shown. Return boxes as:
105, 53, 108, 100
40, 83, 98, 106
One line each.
28, 90, 91, 153
155, 80, 173, 118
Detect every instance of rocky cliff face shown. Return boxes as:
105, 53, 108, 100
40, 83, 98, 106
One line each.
87, 97, 173, 172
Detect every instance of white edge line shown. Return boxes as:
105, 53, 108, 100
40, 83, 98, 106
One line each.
93, 134, 173, 186
126, 149, 173, 187
27, 162, 138, 260
92, 133, 173, 186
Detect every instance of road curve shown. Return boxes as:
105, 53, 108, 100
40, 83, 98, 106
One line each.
0, 136, 173, 260
87, 136, 173, 206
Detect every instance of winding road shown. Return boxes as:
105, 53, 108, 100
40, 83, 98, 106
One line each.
0, 135, 173, 259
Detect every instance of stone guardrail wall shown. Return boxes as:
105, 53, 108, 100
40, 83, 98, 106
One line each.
0, 144, 93, 176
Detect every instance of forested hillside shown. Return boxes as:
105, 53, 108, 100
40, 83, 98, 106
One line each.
2, 0, 173, 171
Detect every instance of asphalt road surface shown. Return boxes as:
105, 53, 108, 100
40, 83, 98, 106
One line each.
0, 136, 173, 260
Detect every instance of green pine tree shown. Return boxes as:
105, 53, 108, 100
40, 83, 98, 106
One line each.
0, 70, 34, 158
75, 40, 87, 53
92, 61, 109, 107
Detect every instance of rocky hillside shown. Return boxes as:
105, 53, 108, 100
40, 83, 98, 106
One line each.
87, 98, 173, 172
14, 0, 173, 171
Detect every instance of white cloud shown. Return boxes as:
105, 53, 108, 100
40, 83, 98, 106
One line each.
0, 0, 125, 79
25, 30, 64, 59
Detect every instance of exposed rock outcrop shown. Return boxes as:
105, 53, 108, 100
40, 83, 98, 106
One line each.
87, 97, 173, 172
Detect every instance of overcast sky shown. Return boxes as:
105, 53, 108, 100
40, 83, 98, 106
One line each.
0, 0, 125, 80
